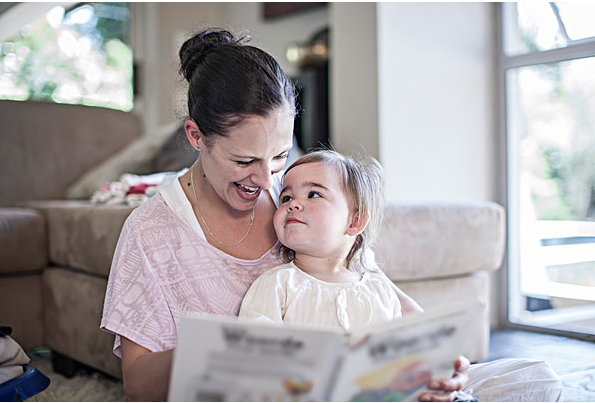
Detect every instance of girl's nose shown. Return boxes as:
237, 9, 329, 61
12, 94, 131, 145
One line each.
288, 200, 302, 211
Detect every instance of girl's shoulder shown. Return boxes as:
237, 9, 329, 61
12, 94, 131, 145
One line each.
256, 261, 298, 280
364, 268, 399, 290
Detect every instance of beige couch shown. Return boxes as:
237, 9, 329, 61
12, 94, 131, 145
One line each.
0, 100, 140, 378
0, 100, 505, 379
375, 203, 505, 361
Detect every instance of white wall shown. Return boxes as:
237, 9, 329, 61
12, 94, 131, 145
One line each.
145, 3, 329, 126
376, 3, 501, 326
377, 3, 497, 203
329, 3, 379, 159
154, 2, 225, 126
220, 3, 329, 78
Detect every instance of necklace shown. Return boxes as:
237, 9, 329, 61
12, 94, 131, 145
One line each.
190, 163, 256, 247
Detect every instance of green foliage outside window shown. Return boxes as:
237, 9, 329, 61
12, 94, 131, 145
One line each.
513, 8, 595, 221
520, 59, 595, 222
0, 2, 133, 111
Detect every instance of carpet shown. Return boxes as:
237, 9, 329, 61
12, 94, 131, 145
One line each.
489, 329, 595, 402
25, 349, 125, 402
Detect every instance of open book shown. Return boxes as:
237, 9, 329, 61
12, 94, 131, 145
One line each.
168, 300, 480, 402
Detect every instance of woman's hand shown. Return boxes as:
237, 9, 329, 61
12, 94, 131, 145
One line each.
419, 355, 470, 402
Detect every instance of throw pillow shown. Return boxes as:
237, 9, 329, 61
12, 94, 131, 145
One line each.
65, 121, 179, 199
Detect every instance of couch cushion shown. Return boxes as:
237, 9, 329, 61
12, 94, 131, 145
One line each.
0, 100, 141, 205
0, 274, 44, 349
375, 202, 505, 281
396, 271, 490, 362
64, 121, 180, 199
24, 201, 134, 277
0, 208, 47, 274
43, 266, 122, 378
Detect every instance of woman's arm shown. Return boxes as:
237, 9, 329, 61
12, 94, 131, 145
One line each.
120, 337, 174, 402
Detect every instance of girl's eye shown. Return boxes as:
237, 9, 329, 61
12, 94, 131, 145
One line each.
308, 191, 321, 199
235, 160, 254, 166
281, 195, 292, 203
274, 153, 289, 161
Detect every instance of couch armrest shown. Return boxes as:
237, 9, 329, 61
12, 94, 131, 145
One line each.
374, 202, 505, 281
20, 200, 134, 277
0, 208, 47, 274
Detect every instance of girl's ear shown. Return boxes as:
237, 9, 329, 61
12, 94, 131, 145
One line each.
346, 210, 370, 236
184, 120, 205, 152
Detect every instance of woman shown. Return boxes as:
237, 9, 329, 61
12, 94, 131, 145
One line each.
101, 29, 560, 402
101, 29, 296, 401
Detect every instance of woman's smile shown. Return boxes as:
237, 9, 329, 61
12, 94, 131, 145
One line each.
235, 182, 262, 200
235, 182, 260, 194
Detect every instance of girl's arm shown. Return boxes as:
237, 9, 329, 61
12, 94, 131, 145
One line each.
388, 276, 468, 401
391, 283, 424, 314
364, 248, 424, 315
120, 337, 173, 401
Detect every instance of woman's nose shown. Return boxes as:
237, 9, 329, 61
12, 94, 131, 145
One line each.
253, 162, 273, 190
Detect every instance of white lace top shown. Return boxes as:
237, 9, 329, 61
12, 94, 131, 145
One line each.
238, 261, 403, 333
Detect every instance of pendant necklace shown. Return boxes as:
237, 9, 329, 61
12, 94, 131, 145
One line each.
190, 163, 256, 247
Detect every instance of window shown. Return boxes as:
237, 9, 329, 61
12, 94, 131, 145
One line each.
0, 2, 132, 111
501, 3, 595, 337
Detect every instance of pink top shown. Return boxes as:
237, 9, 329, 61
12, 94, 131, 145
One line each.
100, 192, 283, 357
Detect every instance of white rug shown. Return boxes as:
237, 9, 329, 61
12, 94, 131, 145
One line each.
25, 350, 125, 402
560, 367, 595, 402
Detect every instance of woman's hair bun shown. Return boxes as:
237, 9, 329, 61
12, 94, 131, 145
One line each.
179, 29, 247, 82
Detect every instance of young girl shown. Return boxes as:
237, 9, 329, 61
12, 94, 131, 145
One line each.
239, 149, 422, 332
239, 149, 562, 402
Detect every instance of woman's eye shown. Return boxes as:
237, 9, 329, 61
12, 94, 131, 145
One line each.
281, 195, 292, 203
308, 191, 321, 199
235, 160, 253, 166
275, 153, 289, 160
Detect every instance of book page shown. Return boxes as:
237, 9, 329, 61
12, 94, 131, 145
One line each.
168, 314, 342, 402
329, 300, 480, 402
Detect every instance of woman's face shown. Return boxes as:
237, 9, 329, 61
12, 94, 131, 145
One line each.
193, 107, 294, 212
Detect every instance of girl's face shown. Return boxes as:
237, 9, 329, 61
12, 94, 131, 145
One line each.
274, 162, 355, 260
192, 108, 294, 212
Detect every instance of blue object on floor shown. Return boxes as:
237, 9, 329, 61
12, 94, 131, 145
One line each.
0, 364, 50, 401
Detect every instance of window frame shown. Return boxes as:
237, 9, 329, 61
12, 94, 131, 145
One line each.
497, 3, 595, 338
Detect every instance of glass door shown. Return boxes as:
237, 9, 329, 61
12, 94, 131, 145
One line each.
502, 3, 595, 337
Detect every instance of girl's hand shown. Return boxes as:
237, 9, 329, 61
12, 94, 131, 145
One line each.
419, 355, 470, 402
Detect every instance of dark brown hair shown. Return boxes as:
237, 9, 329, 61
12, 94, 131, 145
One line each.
179, 29, 296, 141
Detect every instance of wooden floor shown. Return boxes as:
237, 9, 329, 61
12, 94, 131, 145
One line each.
488, 329, 595, 402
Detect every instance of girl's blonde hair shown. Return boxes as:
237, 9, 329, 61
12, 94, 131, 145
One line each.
279, 149, 385, 270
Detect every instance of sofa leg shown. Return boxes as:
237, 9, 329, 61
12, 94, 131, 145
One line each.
52, 351, 84, 378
